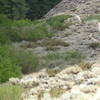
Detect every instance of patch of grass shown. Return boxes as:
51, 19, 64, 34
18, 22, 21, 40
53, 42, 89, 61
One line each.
0, 85, 24, 100
12, 19, 33, 27
41, 39, 70, 47
0, 45, 22, 83
46, 68, 61, 77
46, 51, 84, 62
84, 14, 100, 22
40, 38, 70, 51
19, 41, 38, 48
44, 51, 85, 68
10, 23, 53, 41
50, 88, 66, 97
41, 39, 70, 51
46, 15, 71, 30
12, 19, 45, 27
46, 53, 61, 61
64, 51, 84, 62
46, 46, 59, 51
79, 62, 93, 70
89, 42, 100, 49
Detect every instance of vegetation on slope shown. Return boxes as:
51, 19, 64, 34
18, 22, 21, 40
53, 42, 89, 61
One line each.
0, 13, 86, 83
0, 0, 61, 20
0, 85, 24, 100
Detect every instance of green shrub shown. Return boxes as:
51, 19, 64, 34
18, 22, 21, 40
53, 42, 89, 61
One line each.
46, 53, 61, 60
0, 31, 10, 44
44, 51, 85, 67
64, 51, 84, 61
0, 45, 21, 83
12, 19, 33, 27
12, 19, 44, 27
0, 85, 24, 100
0, 14, 12, 44
10, 22, 53, 41
0, 57, 21, 83
46, 15, 71, 30
0, 14, 11, 26
0, 44, 40, 82
46, 51, 84, 61
8, 46, 40, 74
0, 15, 72, 43
0, 16, 54, 43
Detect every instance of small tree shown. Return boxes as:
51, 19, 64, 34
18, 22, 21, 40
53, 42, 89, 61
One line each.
0, 0, 28, 20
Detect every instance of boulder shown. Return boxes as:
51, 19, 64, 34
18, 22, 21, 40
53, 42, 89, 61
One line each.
80, 84, 98, 93
9, 78, 20, 85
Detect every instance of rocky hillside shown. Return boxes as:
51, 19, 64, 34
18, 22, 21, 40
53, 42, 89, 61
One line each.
45, 0, 89, 17
45, 0, 100, 17
1, 0, 100, 100
44, 0, 100, 62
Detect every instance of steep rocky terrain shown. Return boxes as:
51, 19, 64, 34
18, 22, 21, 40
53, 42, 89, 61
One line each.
7, 0, 100, 100
45, 0, 100, 18
45, 0, 89, 17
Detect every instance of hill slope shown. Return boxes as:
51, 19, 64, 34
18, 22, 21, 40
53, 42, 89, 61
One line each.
1, 0, 100, 100
45, 0, 89, 17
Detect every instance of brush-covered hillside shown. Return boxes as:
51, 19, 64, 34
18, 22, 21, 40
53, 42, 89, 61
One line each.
0, 0, 100, 100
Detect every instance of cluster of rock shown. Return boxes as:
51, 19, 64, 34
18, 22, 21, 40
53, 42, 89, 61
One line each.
76, 0, 100, 16
9, 63, 100, 100
52, 16, 100, 61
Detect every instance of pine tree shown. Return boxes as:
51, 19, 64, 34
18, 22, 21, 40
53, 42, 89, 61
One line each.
0, 0, 28, 20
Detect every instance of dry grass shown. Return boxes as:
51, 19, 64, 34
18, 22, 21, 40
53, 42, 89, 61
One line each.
89, 42, 100, 49
49, 88, 66, 97
41, 39, 70, 47
46, 46, 59, 51
38, 90, 45, 100
79, 62, 93, 70
46, 68, 61, 77
0, 85, 24, 100
41, 39, 70, 51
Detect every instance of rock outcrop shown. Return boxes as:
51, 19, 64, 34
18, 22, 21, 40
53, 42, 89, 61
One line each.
9, 63, 100, 100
